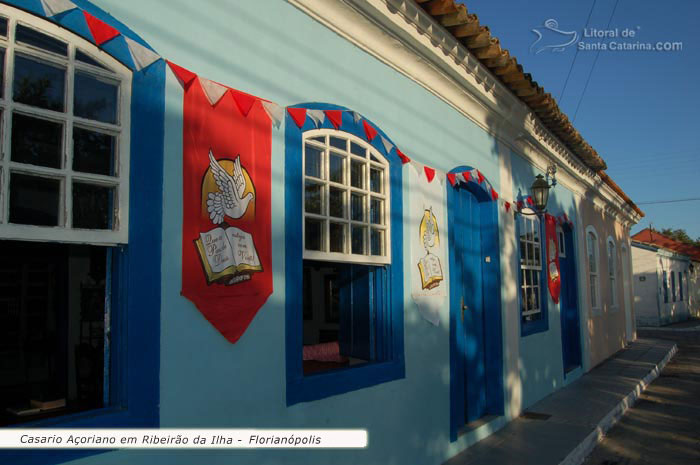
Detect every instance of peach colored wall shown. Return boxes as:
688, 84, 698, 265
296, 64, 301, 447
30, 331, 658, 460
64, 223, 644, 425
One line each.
580, 201, 631, 368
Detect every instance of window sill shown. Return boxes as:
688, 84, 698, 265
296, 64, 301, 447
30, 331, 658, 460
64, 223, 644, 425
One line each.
287, 359, 404, 406
520, 317, 549, 337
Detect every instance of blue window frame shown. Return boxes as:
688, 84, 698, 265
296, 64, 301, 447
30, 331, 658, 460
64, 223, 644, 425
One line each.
663, 270, 669, 303
0, 3, 163, 464
516, 214, 548, 336
285, 104, 404, 405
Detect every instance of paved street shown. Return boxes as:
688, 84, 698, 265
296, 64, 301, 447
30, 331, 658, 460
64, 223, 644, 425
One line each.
583, 322, 700, 465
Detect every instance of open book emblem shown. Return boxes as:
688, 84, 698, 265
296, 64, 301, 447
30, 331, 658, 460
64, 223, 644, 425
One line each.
418, 207, 443, 290
195, 149, 261, 285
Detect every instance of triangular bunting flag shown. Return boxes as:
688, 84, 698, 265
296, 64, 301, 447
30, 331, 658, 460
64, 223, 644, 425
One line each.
396, 149, 411, 164
462, 171, 471, 183
83, 11, 121, 45
424, 166, 435, 183
123, 36, 160, 71
505, 201, 511, 212
527, 196, 534, 206
40, 0, 76, 17
491, 188, 498, 201
307, 109, 325, 128
447, 172, 456, 186
325, 110, 343, 129
363, 120, 378, 142
262, 101, 284, 128
379, 135, 394, 155
287, 108, 307, 129
167, 61, 197, 88
199, 78, 229, 106
352, 111, 362, 123
477, 170, 485, 185
517, 200, 524, 210
231, 90, 257, 117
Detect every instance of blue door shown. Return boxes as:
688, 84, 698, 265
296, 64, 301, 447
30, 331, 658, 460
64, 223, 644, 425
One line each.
448, 175, 503, 434
558, 226, 582, 372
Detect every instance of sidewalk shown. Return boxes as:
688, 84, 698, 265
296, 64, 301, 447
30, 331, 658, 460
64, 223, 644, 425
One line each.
444, 338, 677, 465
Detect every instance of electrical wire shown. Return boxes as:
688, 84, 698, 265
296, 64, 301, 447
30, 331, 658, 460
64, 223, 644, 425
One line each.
636, 197, 700, 205
558, 0, 597, 102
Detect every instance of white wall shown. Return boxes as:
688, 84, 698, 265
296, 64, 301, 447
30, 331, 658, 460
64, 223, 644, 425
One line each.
631, 245, 660, 326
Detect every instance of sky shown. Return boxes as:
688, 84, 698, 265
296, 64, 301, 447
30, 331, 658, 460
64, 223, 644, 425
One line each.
463, 0, 700, 239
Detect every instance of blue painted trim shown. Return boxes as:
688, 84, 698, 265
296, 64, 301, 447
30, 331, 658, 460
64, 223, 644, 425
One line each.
285, 103, 404, 405
516, 216, 549, 337
447, 165, 503, 441
0, 5, 164, 464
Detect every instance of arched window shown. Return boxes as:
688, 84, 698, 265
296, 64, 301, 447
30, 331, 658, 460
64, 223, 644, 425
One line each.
586, 226, 600, 311
607, 237, 617, 308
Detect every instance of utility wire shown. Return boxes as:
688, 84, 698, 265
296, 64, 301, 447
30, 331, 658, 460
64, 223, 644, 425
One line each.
636, 197, 700, 205
572, 0, 620, 122
558, 0, 597, 102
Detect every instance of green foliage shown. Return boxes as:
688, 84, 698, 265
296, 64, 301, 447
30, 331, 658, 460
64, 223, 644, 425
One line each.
658, 227, 700, 247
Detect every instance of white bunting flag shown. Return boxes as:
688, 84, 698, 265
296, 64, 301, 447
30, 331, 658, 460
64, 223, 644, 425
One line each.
352, 111, 362, 124
124, 36, 161, 71
409, 164, 447, 326
379, 135, 394, 155
40, 0, 76, 17
199, 78, 229, 106
307, 109, 325, 128
261, 101, 284, 128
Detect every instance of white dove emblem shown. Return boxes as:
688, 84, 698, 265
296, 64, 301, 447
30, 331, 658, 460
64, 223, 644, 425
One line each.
206, 150, 254, 224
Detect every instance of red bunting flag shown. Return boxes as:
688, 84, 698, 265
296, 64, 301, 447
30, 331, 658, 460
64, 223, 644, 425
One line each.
505, 201, 511, 212
491, 188, 498, 201
231, 90, 257, 117
179, 75, 273, 343
287, 108, 307, 129
363, 120, 378, 141
396, 149, 411, 164
424, 166, 435, 182
325, 110, 343, 129
477, 170, 485, 184
447, 172, 456, 186
83, 11, 120, 45
167, 61, 197, 88
517, 200, 524, 210
527, 196, 534, 206
463, 171, 471, 182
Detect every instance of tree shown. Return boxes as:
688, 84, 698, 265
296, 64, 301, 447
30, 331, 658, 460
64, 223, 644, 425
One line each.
658, 227, 700, 247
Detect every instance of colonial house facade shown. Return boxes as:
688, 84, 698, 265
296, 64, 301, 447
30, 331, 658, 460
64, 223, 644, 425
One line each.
0, 1, 642, 464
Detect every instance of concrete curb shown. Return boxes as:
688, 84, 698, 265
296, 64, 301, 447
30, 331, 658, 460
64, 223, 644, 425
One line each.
638, 326, 700, 332
559, 342, 678, 465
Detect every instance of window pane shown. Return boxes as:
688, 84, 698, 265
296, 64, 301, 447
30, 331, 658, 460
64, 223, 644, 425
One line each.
0, 17, 7, 37
351, 193, 364, 222
75, 50, 109, 70
310, 136, 325, 143
533, 245, 540, 265
329, 187, 344, 218
371, 228, 384, 256
0, 48, 5, 99
305, 218, 323, 251
13, 55, 65, 111
329, 136, 345, 150
370, 153, 380, 162
351, 226, 365, 254
350, 160, 364, 188
72, 183, 114, 229
370, 197, 382, 225
304, 181, 322, 214
590, 276, 597, 305
532, 221, 540, 242
305, 144, 323, 179
521, 286, 527, 312
329, 152, 344, 184
72, 127, 115, 176
370, 167, 383, 194
15, 25, 67, 56
74, 72, 118, 123
11, 113, 63, 169
526, 243, 534, 266
329, 222, 345, 253
350, 142, 365, 158
524, 269, 532, 285
9, 173, 60, 226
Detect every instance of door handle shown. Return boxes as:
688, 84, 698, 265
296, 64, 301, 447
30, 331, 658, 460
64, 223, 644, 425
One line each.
461, 296, 468, 321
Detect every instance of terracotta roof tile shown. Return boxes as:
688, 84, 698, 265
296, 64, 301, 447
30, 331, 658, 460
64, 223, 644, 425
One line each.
632, 228, 700, 261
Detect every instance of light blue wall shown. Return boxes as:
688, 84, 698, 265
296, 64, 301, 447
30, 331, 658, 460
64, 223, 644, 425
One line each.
61, 1, 501, 464
509, 151, 581, 408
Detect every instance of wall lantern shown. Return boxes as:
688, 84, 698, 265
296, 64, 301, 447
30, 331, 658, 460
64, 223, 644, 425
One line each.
521, 164, 557, 216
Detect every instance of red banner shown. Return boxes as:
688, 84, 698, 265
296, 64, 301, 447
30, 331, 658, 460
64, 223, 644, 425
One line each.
545, 214, 561, 304
179, 72, 272, 343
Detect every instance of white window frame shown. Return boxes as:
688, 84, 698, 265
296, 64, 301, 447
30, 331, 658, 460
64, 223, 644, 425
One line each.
557, 225, 566, 258
607, 236, 617, 309
302, 129, 390, 265
518, 215, 543, 320
0, 5, 131, 245
586, 226, 601, 312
